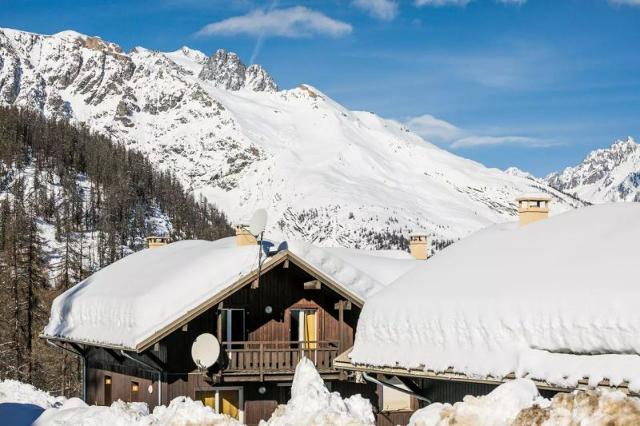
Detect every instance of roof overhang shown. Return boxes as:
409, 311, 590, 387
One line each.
41, 249, 367, 353
334, 349, 637, 396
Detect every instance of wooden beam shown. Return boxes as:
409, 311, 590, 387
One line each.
338, 301, 345, 355
283, 259, 289, 269
251, 279, 259, 289
216, 302, 224, 343
334, 300, 352, 311
304, 279, 321, 290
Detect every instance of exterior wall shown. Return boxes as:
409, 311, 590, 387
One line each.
85, 258, 367, 423
86, 366, 163, 407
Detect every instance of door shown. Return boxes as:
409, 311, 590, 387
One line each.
221, 309, 245, 350
196, 388, 243, 422
196, 390, 216, 409
219, 389, 240, 420
291, 309, 318, 352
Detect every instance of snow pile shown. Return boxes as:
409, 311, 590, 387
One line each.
287, 241, 418, 301
351, 204, 640, 391
43, 238, 264, 349
409, 379, 544, 426
261, 357, 375, 426
410, 379, 640, 426
152, 396, 240, 425
0, 379, 64, 409
35, 396, 240, 425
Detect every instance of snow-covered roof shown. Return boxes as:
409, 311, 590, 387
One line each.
43, 238, 417, 351
287, 241, 418, 302
349, 203, 640, 392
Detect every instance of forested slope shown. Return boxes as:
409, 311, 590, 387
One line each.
0, 105, 232, 396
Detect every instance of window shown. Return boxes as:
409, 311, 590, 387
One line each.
196, 388, 244, 422
104, 376, 112, 406
221, 309, 245, 347
130, 381, 140, 402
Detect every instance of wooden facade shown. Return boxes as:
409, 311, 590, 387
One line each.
80, 256, 378, 425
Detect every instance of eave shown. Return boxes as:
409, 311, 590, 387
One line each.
334, 349, 637, 396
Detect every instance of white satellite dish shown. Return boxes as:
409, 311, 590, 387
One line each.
248, 208, 268, 237
191, 333, 220, 370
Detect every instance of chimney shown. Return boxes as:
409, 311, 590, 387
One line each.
235, 225, 257, 247
409, 233, 429, 261
146, 236, 170, 249
516, 194, 551, 225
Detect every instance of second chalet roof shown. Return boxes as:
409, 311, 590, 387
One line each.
349, 203, 640, 392
43, 237, 418, 351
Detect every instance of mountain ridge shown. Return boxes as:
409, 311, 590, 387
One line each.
0, 26, 586, 249
545, 137, 639, 203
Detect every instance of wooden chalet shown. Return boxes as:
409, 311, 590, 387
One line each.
42, 230, 422, 425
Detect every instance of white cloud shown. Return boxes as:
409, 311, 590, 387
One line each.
406, 114, 551, 148
609, 0, 640, 5
415, 0, 526, 6
196, 6, 353, 38
415, 0, 471, 6
353, 0, 399, 20
405, 114, 464, 143
451, 135, 541, 148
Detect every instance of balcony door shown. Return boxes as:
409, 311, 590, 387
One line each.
291, 309, 318, 350
221, 308, 245, 350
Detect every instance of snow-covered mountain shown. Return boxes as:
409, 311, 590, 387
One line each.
546, 137, 640, 203
0, 27, 584, 248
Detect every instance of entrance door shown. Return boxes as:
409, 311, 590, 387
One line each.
196, 390, 216, 409
219, 389, 240, 420
196, 388, 243, 422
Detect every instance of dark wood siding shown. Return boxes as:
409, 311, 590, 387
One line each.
86, 257, 366, 414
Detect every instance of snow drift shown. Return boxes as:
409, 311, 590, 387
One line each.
34, 397, 240, 425
409, 378, 640, 426
260, 357, 375, 425
0, 380, 64, 409
350, 203, 640, 391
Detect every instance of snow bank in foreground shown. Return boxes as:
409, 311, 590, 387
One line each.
409, 379, 545, 426
35, 397, 240, 425
0, 380, 64, 409
260, 357, 375, 426
409, 378, 640, 426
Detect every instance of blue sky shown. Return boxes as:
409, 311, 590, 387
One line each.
2, 0, 639, 176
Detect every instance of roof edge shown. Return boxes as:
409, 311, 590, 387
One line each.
334, 355, 637, 395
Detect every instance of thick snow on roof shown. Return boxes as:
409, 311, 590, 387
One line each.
44, 238, 262, 349
287, 241, 418, 301
350, 203, 640, 391
44, 237, 417, 349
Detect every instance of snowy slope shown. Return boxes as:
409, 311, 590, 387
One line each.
350, 203, 640, 391
546, 137, 640, 203
0, 27, 584, 248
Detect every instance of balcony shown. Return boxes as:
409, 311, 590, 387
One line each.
220, 341, 340, 381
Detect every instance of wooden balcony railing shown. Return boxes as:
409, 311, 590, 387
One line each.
221, 341, 339, 379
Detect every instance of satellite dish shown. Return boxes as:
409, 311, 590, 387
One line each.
249, 208, 268, 236
191, 333, 220, 370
